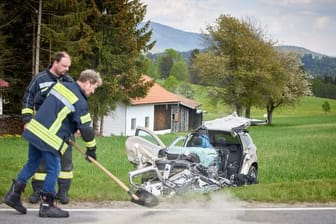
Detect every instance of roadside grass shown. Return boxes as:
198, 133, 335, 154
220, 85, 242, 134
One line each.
0, 96, 335, 203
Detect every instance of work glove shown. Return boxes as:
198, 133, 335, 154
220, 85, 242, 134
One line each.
85, 147, 97, 162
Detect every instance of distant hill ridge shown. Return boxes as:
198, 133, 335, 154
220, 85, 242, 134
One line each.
148, 22, 331, 59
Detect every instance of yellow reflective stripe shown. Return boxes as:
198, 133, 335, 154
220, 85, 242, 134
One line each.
58, 171, 73, 179
53, 83, 78, 104
85, 139, 96, 148
49, 107, 71, 134
22, 108, 34, 115
33, 172, 73, 180
27, 119, 68, 155
41, 87, 49, 93
80, 113, 91, 124
33, 172, 46, 181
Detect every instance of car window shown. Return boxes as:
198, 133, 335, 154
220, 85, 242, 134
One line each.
240, 133, 253, 147
208, 130, 239, 145
136, 129, 161, 146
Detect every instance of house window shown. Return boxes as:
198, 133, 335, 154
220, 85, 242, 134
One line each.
145, 116, 149, 128
131, 118, 136, 130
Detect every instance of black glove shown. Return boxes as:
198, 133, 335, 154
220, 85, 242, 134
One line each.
85, 148, 97, 162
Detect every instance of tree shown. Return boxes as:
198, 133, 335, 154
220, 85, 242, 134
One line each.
264, 52, 310, 124
322, 101, 331, 113
193, 14, 310, 123
86, 0, 155, 134
194, 15, 275, 116
1, 0, 36, 113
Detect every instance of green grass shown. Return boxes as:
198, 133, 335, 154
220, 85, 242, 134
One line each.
1, 96, 336, 203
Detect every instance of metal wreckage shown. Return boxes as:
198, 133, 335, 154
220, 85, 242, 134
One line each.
125, 113, 260, 198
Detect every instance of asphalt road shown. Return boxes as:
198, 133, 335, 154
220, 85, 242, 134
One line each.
1, 206, 336, 224
1, 199, 336, 224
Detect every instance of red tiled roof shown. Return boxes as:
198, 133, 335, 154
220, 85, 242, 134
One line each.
130, 75, 201, 109
0, 79, 9, 88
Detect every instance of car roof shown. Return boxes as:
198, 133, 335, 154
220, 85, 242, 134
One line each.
203, 113, 251, 132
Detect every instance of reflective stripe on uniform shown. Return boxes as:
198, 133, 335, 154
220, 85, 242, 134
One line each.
33, 171, 73, 180
32, 172, 46, 181
85, 139, 96, 148
21, 108, 34, 115
52, 83, 78, 104
27, 119, 68, 155
49, 107, 72, 134
58, 171, 73, 179
50, 89, 76, 112
39, 81, 54, 90
80, 113, 91, 124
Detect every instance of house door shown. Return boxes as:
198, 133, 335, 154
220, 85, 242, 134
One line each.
154, 104, 171, 131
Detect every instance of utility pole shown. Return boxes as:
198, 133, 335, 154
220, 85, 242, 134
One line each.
34, 0, 42, 75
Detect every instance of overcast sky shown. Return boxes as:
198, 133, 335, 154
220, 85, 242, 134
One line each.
142, 0, 336, 57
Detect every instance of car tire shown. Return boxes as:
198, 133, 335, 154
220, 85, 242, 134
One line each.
248, 165, 258, 184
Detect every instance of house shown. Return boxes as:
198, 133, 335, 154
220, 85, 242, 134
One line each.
0, 79, 10, 115
100, 75, 203, 136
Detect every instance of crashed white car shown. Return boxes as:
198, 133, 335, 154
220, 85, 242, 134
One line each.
125, 113, 259, 197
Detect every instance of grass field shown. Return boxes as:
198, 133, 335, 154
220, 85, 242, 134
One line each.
0, 96, 335, 203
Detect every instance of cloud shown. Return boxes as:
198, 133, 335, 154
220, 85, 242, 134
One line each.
314, 16, 330, 30
142, 0, 336, 56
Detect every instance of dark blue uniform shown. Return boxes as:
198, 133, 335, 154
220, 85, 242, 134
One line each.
21, 69, 75, 203
22, 69, 74, 123
18, 82, 96, 195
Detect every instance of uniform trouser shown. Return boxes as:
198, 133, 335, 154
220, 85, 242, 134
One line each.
17, 143, 60, 195
31, 136, 73, 194
31, 148, 73, 193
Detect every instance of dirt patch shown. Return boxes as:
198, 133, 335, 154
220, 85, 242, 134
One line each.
0, 114, 24, 135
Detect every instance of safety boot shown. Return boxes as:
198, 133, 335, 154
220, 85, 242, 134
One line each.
55, 179, 71, 204
39, 192, 69, 218
3, 179, 27, 214
29, 179, 44, 203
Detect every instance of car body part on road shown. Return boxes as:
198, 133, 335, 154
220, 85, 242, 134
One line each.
69, 140, 159, 207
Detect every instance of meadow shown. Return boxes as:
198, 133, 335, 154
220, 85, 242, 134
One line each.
0, 96, 335, 203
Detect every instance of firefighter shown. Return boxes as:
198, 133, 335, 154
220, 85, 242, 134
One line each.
3, 69, 102, 218
21, 51, 74, 204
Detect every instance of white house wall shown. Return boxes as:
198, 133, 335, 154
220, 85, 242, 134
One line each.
101, 103, 127, 136
102, 103, 154, 136
125, 104, 154, 136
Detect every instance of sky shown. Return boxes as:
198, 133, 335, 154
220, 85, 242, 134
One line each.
142, 0, 336, 57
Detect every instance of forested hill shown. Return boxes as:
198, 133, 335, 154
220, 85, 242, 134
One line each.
147, 22, 336, 78
276, 45, 336, 77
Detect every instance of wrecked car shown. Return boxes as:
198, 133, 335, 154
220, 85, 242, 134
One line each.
125, 113, 258, 198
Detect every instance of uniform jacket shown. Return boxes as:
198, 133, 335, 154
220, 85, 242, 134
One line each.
22, 82, 96, 157
21, 69, 74, 123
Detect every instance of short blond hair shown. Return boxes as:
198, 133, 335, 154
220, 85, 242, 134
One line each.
78, 69, 102, 86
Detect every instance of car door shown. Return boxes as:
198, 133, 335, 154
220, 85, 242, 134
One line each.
125, 126, 166, 167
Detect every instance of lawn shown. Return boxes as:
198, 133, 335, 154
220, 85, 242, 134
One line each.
0, 96, 335, 203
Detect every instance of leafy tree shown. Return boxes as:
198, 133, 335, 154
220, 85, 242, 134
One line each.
193, 14, 310, 123
169, 60, 188, 81
176, 82, 194, 99
156, 48, 188, 81
264, 52, 310, 124
194, 15, 275, 116
322, 101, 331, 113
189, 49, 202, 84
163, 75, 179, 92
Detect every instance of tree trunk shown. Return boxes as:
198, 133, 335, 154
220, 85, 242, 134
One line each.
266, 104, 274, 125
235, 104, 243, 116
99, 115, 104, 136
245, 106, 251, 118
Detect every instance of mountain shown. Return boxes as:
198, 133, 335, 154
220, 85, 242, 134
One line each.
275, 45, 326, 58
147, 22, 206, 53
147, 22, 332, 59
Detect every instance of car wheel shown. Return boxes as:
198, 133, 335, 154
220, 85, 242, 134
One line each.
248, 165, 258, 184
